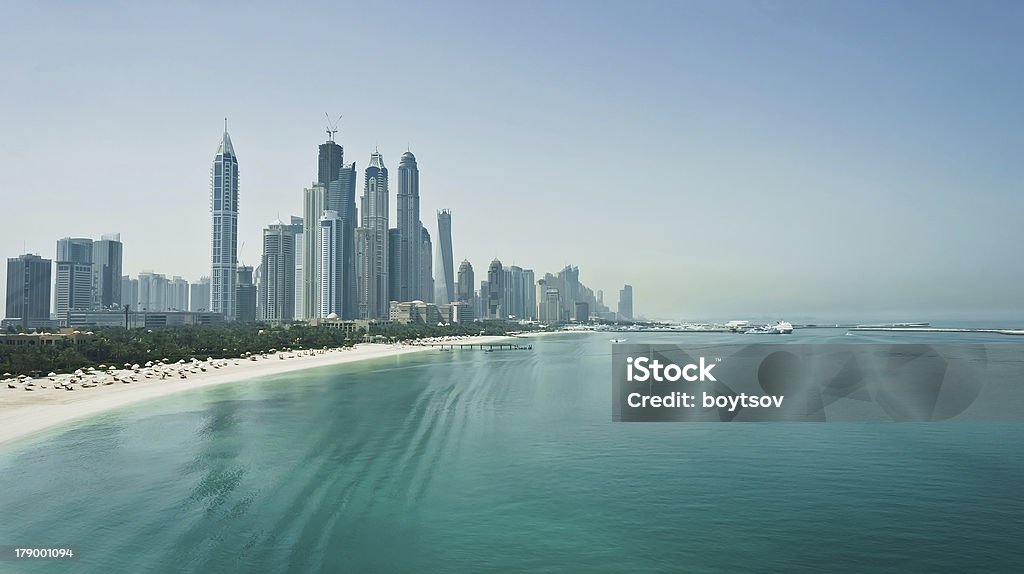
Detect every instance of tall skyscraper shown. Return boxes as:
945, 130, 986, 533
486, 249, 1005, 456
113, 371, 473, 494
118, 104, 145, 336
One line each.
618, 284, 633, 321
358, 151, 389, 319
260, 219, 297, 323
396, 151, 421, 302
319, 211, 345, 317
235, 267, 257, 322
456, 260, 474, 304
487, 259, 504, 319
210, 123, 239, 320
189, 277, 210, 312
329, 163, 358, 319
55, 237, 94, 324
5, 254, 51, 329
435, 210, 455, 304
287, 216, 303, 321
301, 183, 327, 320
420, 227, 434, 303
318, 139, 344, 186
320, 132, 358, 320
92, 233, 123, 308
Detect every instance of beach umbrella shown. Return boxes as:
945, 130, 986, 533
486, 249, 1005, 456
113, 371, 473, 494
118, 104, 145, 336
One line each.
48, 372, 57, 377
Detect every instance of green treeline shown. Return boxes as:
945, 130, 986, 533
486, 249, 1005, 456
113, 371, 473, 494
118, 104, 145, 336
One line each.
0, 321, 530, 377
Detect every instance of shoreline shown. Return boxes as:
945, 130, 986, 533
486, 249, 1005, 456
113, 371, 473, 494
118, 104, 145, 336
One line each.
0, 336, 512, 448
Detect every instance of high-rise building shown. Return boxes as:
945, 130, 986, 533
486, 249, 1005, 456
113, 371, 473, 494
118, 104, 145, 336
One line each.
5, 254, 52, 329
260, 219, 297, 323
122, 275, 140, 310
575, 301, 590, 322
478, 280, 490, 319
503, 265, 535, 321
396, 151, 421, 303
189, 277, 210, 312
618, 284, 633, 321
420, 227, 433, 304
321, 136, 359, 320
92, 233, 123, 309
291, 217, 303, 319
357, 151, 389, 319
210, 124, 239, 320
235, 266, 257, 322
329, 164, 358, 319
456, 260, 474, 304
387, 228, 401, 303
55, 237, 94, 324
137, 272, 169, 312
302, 183, 327, 320
319, 211, 345, 317
169, 276, 189, 311
487, 259, 504, 319
318, 139, 344, 187
435, 210, 455, 304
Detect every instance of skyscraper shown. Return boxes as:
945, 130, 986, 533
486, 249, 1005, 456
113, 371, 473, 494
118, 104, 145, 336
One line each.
301, 183, 327, 320
319, 211, 345, 317
235, 267, 257, 322
358, 151, 389, 319
487, 259, 504, 319
318, 139, 344, 187
396, 151, 421, 302
210, 123, 239, 320
435, 210, 455, 304
92, 233, 123, 308
618, 284, 633, 321
169, 276, 189, 310
287, 216, 303, 320
189, 277, 210, 312
456, 260, 474, 304
321, 136, 359, 319
329, 163, 358, 319
55, 237, 94, 324
260, 219, 296, 323
5, 254, 51, 329
387, 228, 401, 302
122, 276, 139, 310
420, 227, 434, 303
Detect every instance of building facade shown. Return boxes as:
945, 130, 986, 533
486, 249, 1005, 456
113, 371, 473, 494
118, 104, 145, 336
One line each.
456, 260, 474, 304
396, 151, 421, 303
358, 152, 389, 319
319, 211, 345, 318
92, 233, 123, 309
260, 219, 297, 323
5, 254, 52, 329
210, 126, 239, 320
301, 183, 328, 320
435, 210, 455, 304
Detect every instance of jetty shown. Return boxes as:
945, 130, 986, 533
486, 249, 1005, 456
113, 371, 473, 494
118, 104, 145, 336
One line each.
421, 342, 533, 351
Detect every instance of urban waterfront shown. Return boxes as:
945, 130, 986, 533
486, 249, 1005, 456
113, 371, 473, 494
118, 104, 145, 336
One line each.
1, 330, 1021, 573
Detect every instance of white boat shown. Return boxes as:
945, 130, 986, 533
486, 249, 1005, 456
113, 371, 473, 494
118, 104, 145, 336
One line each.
610, 338, 627, 343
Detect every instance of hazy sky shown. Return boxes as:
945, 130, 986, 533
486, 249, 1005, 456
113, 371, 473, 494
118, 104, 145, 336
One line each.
2, 1, 1022, 321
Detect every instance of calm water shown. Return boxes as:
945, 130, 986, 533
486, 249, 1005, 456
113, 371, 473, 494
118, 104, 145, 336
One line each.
0, 330, 1021, 573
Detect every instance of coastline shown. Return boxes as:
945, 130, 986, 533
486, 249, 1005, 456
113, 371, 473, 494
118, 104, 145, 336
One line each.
0, 336, 511, 448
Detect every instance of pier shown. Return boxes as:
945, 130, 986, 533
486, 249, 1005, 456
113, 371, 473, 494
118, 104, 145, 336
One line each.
420, 342, 534, 351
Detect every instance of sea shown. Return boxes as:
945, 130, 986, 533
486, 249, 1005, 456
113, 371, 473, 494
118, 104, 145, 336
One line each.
0, 329, 1021, 573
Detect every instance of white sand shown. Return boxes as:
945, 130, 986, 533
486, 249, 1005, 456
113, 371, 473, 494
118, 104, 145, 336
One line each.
0, 336, 511, 447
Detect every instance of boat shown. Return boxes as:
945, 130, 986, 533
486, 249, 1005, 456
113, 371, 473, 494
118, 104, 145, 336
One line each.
610, 338, 627, 343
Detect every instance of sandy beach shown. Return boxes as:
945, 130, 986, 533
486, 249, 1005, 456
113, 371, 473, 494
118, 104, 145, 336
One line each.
0, 336, 511, 447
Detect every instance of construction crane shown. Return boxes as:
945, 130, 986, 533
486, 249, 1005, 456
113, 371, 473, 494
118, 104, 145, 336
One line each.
325, 113, 342, 142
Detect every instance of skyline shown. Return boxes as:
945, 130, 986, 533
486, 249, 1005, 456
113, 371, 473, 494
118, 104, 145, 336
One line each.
2, 1, 1024, 320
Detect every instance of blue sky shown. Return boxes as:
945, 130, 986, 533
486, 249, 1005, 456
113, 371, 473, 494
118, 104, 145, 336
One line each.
1, 1, 1022, 321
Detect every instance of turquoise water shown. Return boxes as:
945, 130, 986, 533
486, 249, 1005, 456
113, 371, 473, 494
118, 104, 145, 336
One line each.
0, 330, 1021, 572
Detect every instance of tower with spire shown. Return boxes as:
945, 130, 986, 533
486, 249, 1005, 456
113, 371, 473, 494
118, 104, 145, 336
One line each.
357, 150, 389, 319
210, 119, 239, 319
